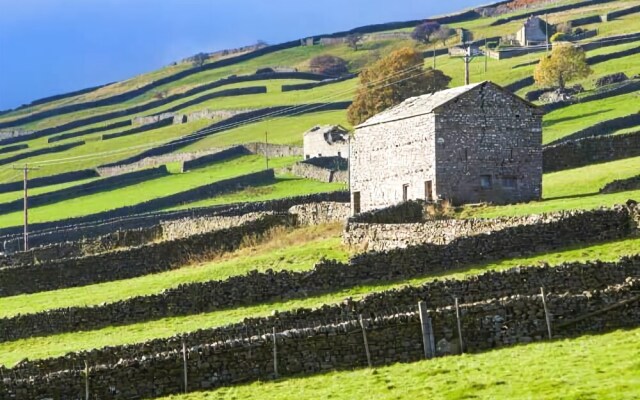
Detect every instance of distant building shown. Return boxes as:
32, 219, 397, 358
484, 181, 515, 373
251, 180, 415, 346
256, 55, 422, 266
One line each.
515, 16, 549, 46
350, 81, 543, 214
303, 125, 350, 160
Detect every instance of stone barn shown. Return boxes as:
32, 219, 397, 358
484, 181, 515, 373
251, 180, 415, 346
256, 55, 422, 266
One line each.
303, 125, 350, 160
350, 81, 543, 214
515, 16, 549, 46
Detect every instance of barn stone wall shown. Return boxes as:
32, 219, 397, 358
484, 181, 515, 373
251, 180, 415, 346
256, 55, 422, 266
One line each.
434, 84, 543, 205
351, 113, 436, 213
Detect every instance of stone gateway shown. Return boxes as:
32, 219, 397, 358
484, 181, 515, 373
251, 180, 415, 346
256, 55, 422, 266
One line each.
350, 81, 543, 213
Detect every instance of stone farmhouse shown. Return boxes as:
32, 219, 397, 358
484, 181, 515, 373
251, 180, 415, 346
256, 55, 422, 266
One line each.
349, 81, 543, 213
515, 16, 549, 46
303, 125, 350, 160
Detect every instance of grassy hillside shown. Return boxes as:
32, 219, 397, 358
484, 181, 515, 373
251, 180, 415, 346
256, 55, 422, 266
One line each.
0, 1, 639, 397
160, 328, 640, 400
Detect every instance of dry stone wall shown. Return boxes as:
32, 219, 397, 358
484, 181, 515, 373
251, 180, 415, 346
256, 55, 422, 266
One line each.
3, 255, 637, 375
2, 278, 637, 399
343, 206, 634, 251
288, 202, 350, 225
0, 192, 349, 249
543, 131, 640, 172
1, 205, 636, 342
0, 214, 295, 297
601, 175, 640, 193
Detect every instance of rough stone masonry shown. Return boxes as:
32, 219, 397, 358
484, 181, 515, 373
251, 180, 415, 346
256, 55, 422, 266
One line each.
351, 81, 543, 213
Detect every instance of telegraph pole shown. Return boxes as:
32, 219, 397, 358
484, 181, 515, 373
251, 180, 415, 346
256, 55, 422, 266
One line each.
545, 13, 550, 55
433, 43, 436, 69
484, 38, 488, 73
464, 46, 471, 85
13, 164, 40, 251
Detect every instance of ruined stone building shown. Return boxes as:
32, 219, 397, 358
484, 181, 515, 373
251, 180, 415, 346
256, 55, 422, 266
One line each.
515, 16, 548, 46
303, 125, 350, 160
350, 81, 543, 213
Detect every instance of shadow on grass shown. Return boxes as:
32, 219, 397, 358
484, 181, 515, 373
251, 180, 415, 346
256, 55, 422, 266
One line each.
543, 109, 612, 126
177, 326, 640, 399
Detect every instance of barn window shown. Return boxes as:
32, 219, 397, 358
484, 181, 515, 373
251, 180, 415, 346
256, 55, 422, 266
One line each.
480, 175, 492, 189
353, 192, 361, 214
502, 176, 518, 189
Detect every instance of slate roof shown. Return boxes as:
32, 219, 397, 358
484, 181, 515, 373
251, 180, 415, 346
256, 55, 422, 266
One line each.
303, 125, 349, 143
357, 82, 486, 128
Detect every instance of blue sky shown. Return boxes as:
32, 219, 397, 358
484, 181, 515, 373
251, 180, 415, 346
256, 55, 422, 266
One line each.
0, 0, 482, 110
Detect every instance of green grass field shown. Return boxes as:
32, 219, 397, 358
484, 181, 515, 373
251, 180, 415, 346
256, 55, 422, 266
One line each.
461, 156, 640, 218
0, 155, 299, 228
1, 234, 638, 367
160, 327, 640, 400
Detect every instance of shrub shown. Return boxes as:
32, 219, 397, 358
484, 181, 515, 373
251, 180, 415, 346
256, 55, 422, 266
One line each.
308, 55, 349, 76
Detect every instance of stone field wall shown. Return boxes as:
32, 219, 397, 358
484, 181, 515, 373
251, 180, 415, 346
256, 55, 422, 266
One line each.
0, 214, 295, 297
343, 206, 636, 251
1, 204, 636, 342
2, 275, 637, 398
3, 254, 637, 375
601, 175, 640, 193
0, 191, 349, 250
543, 131, 640, 172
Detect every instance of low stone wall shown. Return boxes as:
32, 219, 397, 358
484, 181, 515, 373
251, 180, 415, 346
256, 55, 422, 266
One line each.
2, 254, 636, 374
0, 140, 85, 167
101, 115, 174, 140
344, 205, 639, 251
242, 142, 303, 157
160, 212, 270, 241
2, 278, 637, 398
551, 113, 640, 145
286, 162, 341, 183
350, 200, 425, 224
601, 175, 640, 193
543, 131, 640, 172
182, 146, 250, 171
48, 120, 132, 143
0, 192, 350, 249
288, 202, 350, 225
0, 166, 170, 216
0, 214, 295, 297
0, 144, 28, 154
0, 225, 163, 266
1, 205, 635, 341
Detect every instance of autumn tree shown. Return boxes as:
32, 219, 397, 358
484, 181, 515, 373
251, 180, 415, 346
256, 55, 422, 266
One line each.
347, 47, 452, 125
346, 33, 363, 51
534, 43, 591, 89
309, 55, 349, 76
411, 21, 440, 44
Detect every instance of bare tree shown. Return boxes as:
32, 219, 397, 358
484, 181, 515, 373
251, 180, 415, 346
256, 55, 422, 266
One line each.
432, 26, 455, 46
411, 21, 441, 44
346, 33, 363, 51
190, 52, 208, 67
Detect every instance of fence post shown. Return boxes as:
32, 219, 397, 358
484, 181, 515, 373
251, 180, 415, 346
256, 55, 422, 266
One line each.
272, 327, 279, 379
455, 298, 464, 354
358, 314, 372, 368
541, 287, 553, 339
84, 360, 89, 400
182, 339, 188, 393
418, 301, 435, 359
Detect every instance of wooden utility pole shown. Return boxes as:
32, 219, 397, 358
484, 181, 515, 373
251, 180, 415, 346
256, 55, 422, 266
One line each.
484, 38, 488, 73
12, 164, 40, 251
545, 13, 550, 55
433, 43, 436, 69
464, 46, 471, 85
